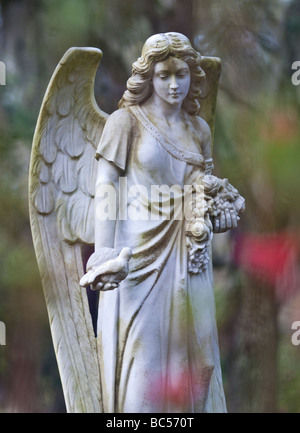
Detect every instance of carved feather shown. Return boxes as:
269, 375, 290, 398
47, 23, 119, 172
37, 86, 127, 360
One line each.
39, 112, 59, 164
77, 141, 98, 196
29, 47, 108, 412
56, 115, 86, 158
52, 152, 78, 194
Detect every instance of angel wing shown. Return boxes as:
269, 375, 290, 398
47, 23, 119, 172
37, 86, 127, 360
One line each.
29, 47, 108, 413
198, 56, 222, 147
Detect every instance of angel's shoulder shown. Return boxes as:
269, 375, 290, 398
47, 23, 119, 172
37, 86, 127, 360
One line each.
190, 115, 211, 138
106, 107, 136, 130
187, 114, 212, 159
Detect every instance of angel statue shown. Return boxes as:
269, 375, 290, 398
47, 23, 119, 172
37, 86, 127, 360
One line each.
29, 32, 245, 413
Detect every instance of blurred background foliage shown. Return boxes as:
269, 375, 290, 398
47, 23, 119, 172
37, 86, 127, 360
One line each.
0, 0, 300, 412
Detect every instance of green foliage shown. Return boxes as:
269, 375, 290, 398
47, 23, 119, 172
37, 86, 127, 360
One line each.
278, 336, 300, 412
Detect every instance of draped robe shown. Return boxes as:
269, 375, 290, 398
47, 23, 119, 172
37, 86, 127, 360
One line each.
95, 105, 226, 413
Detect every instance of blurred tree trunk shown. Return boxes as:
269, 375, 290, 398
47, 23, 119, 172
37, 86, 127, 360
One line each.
164, 0, 195, 41
0, 0, 48, 115
232, 274, 278, 412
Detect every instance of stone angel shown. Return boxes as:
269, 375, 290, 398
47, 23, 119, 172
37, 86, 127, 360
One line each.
29, 32, 245, 413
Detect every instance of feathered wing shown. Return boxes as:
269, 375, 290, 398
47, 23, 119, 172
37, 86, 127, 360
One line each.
29, 47, 108, 412
198, 56, 222, 147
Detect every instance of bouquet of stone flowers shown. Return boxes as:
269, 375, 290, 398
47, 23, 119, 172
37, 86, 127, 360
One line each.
186, 174, 245, 274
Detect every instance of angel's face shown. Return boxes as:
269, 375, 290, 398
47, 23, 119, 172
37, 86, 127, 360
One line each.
151, 57, 191, 108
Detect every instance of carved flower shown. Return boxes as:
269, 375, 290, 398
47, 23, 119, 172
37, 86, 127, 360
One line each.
233, 194, 246, 215
202, 175, 221, 197
188, 218, 212, 245
187, 238, 210, 273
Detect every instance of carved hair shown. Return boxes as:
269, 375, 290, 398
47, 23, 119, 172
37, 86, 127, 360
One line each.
118, 32, 206, 115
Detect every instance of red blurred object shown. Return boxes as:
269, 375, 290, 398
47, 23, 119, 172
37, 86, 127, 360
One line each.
148, 369, 208, 411
234, 232, 299, 301
261, 110, 299, 143
152, 371, 190, 410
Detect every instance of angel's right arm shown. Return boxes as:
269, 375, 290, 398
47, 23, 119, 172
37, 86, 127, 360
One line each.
94, 157, 121, 250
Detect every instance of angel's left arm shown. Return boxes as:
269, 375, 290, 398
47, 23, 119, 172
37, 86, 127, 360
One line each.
196, 116, 214, 175
79, 157, 127, 290
196, 117, 241, 233
94, 157, 121, 250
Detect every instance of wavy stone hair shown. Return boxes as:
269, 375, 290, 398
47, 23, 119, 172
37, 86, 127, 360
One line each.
118, 32, 206, 115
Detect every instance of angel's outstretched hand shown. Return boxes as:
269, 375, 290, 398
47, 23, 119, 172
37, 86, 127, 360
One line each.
212, 188, 245, 233
80, 247, 132, 291
213, 209, 239, 233
91, 272, 127, 291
